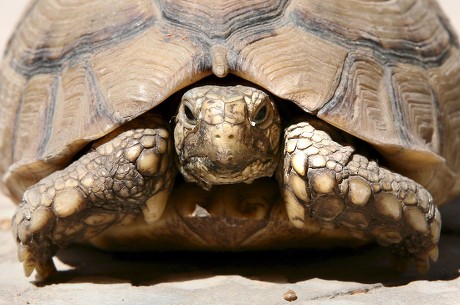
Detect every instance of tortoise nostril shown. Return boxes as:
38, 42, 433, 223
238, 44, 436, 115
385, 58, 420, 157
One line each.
214, 134, 234, 140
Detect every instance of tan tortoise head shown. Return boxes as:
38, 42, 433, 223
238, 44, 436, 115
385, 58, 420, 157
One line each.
174, 85, 281, 189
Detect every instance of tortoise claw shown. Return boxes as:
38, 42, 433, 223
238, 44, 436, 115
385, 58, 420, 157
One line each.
416, 256, 430, 275
414, 246, 439, 274
17, 243, 31, 262
428, 246, 439, 262
35, 258, 57, 280
22, 258, 36, 277
18, 242, 57, 279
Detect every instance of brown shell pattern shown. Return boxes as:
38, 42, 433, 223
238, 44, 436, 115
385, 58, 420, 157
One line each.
0, 0, 459, 205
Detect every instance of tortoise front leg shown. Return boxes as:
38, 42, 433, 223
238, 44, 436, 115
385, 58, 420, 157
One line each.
12, 115, 175, 279
281, 122, 441, 273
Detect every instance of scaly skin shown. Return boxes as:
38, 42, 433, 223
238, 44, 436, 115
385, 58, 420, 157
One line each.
281, 122, 441, 273
12, 114, 175, 278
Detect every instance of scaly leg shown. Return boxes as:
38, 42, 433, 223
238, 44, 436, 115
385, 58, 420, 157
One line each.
281, 122, 441, 273
12, 115, 175, 278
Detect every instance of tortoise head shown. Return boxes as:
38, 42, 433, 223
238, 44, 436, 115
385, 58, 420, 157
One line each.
174, 85, 281, 189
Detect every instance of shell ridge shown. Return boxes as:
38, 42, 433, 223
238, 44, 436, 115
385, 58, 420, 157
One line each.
82, 61, 114, 125
11, 14, 157, 78
36, 74, 59, 160
288, 2, 451, 68
158, 0, 290, 41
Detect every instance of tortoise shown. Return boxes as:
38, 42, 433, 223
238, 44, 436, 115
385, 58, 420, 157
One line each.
1, 0, 459, 279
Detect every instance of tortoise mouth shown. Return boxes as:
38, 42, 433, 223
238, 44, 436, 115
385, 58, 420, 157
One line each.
205, 157, 257, 175
181, 156, 278, 189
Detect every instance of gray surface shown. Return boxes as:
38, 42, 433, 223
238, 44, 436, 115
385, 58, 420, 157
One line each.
1, 1, 460, 304
1, 195, 460, 304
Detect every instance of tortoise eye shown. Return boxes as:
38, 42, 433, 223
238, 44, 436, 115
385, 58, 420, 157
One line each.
251, 101, 272, 129
183, 104, 196, 123
252, 99, 275, 129
252, 104, 268, 126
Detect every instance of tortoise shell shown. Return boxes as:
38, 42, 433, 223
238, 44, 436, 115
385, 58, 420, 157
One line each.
1, 0, 459, 206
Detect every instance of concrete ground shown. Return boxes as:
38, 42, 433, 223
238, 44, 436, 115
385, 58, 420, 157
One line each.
1, 1, 460, 304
